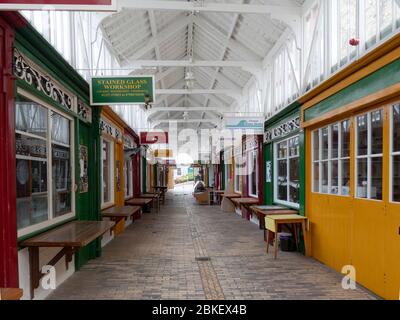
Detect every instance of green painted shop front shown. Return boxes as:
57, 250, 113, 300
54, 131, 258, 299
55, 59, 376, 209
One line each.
263, 103, 306, 252
14, 23, 102, 272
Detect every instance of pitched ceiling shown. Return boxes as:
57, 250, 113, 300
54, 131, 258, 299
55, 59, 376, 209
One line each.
100, 0, 305, 130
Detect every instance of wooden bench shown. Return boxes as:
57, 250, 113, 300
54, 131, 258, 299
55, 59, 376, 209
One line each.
264, 214, 309, 259
0, 288, 23, 300
20, 220, 115, 299
102, 206, 142, 234
125, 198, 153, 214
231, 197, 260, 220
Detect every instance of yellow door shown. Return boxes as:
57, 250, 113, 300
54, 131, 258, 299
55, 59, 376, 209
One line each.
384, 102, 400, 299
385, 202, 400, 299
351, 198, 385, 297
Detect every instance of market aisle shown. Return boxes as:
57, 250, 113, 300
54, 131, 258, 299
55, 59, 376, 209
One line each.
48, 185, 376, 300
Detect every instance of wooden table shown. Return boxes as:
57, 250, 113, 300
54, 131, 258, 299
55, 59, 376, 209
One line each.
223, 193, 241, 200
102, 206, 141, 233
264, 214, 308, 259
21, 220, 115, 299
125, 198, 153, 214
0, 288, 23, 300
231, 198, 260, 219
250, 206, 297, 230
141, 193, 160, 212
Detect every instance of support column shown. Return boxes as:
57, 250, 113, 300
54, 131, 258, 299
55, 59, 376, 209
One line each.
0, 15, 18, 288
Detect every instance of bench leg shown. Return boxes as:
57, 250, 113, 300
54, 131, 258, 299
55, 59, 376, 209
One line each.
266, 230, 270, 254
274, 226, 279, 259
28, 247, 40, 300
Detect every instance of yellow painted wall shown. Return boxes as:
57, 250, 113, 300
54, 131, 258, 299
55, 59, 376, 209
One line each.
305, 102, 400, 299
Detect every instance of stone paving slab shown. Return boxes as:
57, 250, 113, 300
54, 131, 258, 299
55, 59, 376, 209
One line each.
48, 185, 377, 300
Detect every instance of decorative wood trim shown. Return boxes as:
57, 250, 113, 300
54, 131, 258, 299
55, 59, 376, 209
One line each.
302, 83, 400, 129
300, 32, 400, 106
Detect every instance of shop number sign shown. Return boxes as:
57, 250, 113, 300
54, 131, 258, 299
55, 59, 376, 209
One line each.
91, 76, 155, 106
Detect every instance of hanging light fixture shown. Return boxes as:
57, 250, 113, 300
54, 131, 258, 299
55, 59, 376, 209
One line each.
185, 68, 195, 89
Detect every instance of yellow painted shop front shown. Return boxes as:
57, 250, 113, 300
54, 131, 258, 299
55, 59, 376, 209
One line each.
100, 107, 125, 234
302, 36, 400, 299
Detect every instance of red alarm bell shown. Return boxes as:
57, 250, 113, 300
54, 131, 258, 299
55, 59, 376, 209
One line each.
349, 38, 360, 46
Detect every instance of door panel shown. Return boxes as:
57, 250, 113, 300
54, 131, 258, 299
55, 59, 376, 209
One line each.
352, 199, 386, 297
385, 203, 400, 299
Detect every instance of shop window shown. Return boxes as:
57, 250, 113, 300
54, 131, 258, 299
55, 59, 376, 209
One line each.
392, 104, 400, 202
51, 113, 72, 217
274, 136, 300, 208
248, 150, 258, 198
312, 119, 351, 196
124, 158, 133, 199
101, 138, 114, 205
15, 97, 74, 235
356, 109, 383, 200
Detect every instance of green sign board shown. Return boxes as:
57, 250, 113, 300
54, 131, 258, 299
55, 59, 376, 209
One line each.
90, 76, 155, 106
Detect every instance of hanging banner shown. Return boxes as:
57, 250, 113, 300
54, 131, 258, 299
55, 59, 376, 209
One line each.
0, 0, 117, 11
140, 132, 169, 145
224, 117, 264, 133
90, 76, 155, 106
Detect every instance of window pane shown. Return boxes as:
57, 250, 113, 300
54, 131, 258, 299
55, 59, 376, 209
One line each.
357, 158, 368, 198
321, 161, 329, 194
251, 153, 257, 195
16, 102, 47, 138
289, 136, 299, 157
277, 141, 288, 159
16, 159, 48, 230
393, 105, 400, 152
313, 130, 319, 161
322, 127, 329, 160
289, 157, 299, 203
331, 160, 339, 194
341, 159, 351, 196
313, 162, 319, 193
371, 110, 383, 155
371, 157, 383, 200
357, 114, 368, 156
102, 140, 111, 203
341, 120, 351, 158
277, 159, 287, 201
52, 145, 72, 217
52, 113, 70, 145
16, 134, 47, 159
332, 124, 339, 159
393, 155, 400, 202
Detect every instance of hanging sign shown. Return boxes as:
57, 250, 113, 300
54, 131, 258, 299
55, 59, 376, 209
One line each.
224, 117, 264, 133
0, 0, 117, 11
90, 76, 155, 106
140, 132, 169, 145
264, 116, 300, 144
154, 149, 173, 158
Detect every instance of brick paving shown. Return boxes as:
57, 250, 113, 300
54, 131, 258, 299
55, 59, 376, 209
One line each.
48, 184, 377, 300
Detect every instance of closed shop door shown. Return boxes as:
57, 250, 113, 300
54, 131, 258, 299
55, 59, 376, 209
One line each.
385, 103, 400, 299
76, 122, 99, 269
352, 108, 387, 297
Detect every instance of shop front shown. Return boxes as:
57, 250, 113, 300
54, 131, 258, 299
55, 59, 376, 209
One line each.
263, 107, 303, 213
100, 107, 125, 236
11, 18, 101, 299
301, 35, 400, 299
123, 127, 141, 201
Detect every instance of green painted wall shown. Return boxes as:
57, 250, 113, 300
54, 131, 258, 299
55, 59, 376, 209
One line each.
304, 59, 400, 122
75, 108, 102, 269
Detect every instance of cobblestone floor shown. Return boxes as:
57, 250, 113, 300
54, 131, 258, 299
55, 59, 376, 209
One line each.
48, 184, 377, 300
